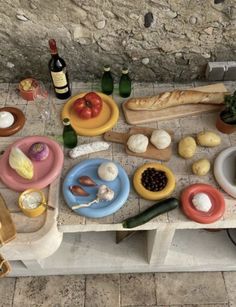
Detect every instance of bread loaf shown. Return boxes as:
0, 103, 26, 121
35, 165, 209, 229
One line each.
126, 90, 227, 111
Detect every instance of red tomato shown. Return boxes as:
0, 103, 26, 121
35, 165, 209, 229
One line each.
73, 92, 103, 119
79, 107, 92, 119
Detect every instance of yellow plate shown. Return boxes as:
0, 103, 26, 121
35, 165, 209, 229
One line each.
61, 92, 119, 136
133, 163, 176, 200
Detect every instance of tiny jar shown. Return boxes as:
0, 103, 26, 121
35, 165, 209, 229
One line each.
18, 188, 47, 218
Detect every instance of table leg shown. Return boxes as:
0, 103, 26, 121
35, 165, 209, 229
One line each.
116, 231, 136, 244
147, 226, 175, 265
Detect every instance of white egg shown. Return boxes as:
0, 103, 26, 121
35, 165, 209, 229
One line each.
0, 111, 14, 128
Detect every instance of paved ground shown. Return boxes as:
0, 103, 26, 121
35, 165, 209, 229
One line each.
1, 272, 236, 306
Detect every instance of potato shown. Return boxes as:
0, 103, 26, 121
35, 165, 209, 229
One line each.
192, 159, 210, 176
178, 136, 196, 159
196, 131, 221, 147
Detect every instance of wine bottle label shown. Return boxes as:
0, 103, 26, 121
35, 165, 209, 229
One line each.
55, 87, 69, 94
51, 71, 67, 87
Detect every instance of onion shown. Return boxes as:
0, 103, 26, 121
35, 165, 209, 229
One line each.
28, 142, 49, 161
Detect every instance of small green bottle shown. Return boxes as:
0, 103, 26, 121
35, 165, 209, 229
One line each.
62, 118, 77, 148
119, 67, 132, 98
101, 65, 114, 95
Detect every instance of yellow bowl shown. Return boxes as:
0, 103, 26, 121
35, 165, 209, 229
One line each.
18, 188, 46, 218
133, 163, 176, 200
61, 92, 119, 136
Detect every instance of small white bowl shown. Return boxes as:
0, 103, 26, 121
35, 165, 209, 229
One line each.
0, 111, 14, 128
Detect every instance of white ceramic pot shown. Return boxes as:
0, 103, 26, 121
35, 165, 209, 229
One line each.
214, 146, 236, 198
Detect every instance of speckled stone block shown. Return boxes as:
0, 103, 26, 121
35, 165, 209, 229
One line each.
13, 275, 85, 307
20, 119, 45, 136
120, 273, 156, 306
133, 83, 154, 98
7, 84, 27, 105
71, 82, 92, 96
155, 272, 227, 305
0, 83, 9, 106
180, 116, 204, 135
0, 277, 15, 307
85, 274, 119, 307
113, 193, 140, 224
223, 272, 236, 307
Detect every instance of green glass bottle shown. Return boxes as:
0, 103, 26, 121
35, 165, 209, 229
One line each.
101, 65, 114, 95
62, 118, 77, 148
119, 67, 132, 98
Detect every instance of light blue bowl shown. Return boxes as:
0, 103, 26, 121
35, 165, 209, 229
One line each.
63, 158, 130, 218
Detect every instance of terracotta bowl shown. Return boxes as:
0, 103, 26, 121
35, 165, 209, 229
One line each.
216, 112, 236, 134
18, 78, 39, 101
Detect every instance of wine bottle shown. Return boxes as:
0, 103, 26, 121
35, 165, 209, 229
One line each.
48, 39, 71, 100
101, 65, 114, 95
62, 118, 77, 148
119, 67, 131, 98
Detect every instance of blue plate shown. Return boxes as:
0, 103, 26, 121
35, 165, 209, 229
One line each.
63, 158, 130, 218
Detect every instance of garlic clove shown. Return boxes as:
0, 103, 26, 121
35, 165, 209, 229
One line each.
97, 184, 114, 201
69, 185, 89, 196
78, 176, 97, 186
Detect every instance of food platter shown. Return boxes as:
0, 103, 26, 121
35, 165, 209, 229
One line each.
133, 162, 176, 200
0, 107, 25, 137
0, 136, 64, 192
181, 183, 225, 224
61, 92, 119, 136
63, 158, 130, 218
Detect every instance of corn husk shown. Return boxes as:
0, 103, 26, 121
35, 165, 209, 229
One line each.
9, 147, 34, 180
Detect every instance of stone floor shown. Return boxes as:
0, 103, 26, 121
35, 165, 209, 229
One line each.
1, 271, 236, 307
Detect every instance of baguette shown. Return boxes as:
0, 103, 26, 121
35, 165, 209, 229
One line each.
126, 90, 227, 111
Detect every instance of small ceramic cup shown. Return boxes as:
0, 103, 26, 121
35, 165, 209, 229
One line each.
18, 188, 46, 218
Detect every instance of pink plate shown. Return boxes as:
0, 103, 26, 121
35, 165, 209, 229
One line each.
0, 136, 64, 192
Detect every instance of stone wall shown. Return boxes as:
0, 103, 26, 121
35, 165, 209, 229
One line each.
0, 0, 236, 82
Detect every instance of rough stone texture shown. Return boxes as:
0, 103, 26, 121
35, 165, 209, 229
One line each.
223, 272, 236, 306
0, 0, 236, 82
13, 275, 85, 307
155, 272, 228, 305
0, 277, 16, 307
120, 273, 156, 306
85, 274, 120, 307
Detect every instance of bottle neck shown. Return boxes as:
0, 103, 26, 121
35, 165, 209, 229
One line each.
51, 52, 59, 59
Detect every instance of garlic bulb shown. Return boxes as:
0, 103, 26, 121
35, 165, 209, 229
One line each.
150, 129, 171, 150
97, 184, 114, 201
